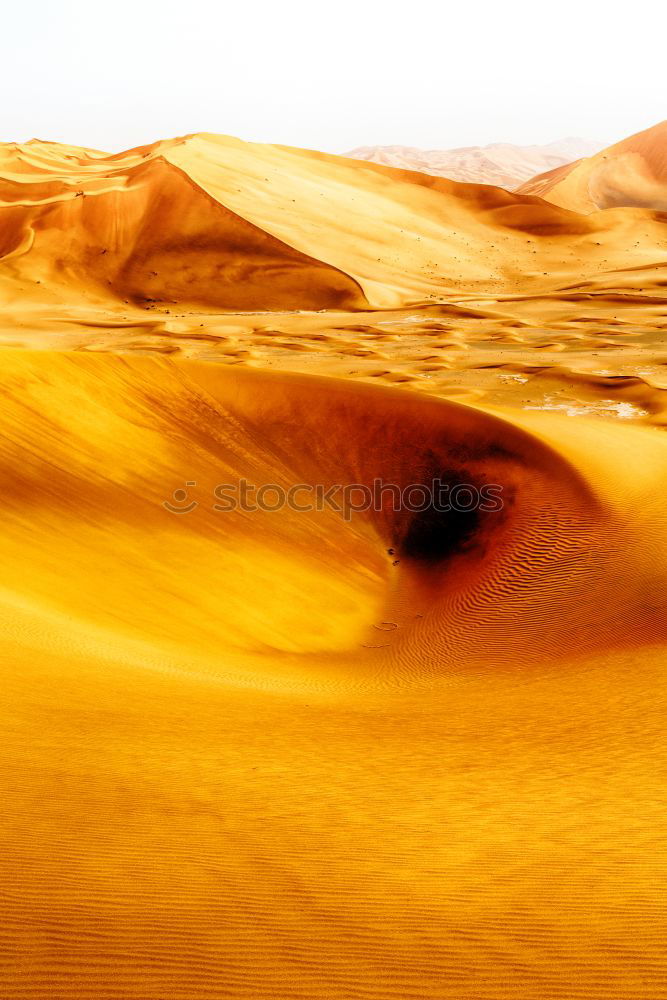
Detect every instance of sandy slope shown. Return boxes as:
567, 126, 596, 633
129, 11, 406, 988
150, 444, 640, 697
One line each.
345, 138, 603, 189
2, 129, 667, 998
3, 132, 667, 313
518, 120, 667, 213
3, 132, 667, 430
1, 352, 667, 999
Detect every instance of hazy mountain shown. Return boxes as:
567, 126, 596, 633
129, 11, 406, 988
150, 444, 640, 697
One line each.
344, 138, 604, 190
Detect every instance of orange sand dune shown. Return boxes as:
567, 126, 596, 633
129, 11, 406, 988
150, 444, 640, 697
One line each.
3, 132, 667, 313
3, 127, 667, 999
1, 352, 667, 999
0, 142, 365, 312
519, 119, 667, 213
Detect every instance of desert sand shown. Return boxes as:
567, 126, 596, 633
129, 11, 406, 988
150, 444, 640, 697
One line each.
518, 119, 667, 213
1, 127, 667, 999
345, 137, 603, 189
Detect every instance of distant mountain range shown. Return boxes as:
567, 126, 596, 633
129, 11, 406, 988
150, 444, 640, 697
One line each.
344, 138, 605, 190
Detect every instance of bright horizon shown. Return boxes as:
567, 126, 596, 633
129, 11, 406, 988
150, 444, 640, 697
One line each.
3, 0, 666, 155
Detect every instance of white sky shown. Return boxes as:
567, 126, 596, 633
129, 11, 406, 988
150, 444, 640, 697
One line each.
4, 0, 665, 154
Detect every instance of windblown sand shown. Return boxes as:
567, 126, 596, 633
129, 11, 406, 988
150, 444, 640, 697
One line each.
1, 132, 667, 999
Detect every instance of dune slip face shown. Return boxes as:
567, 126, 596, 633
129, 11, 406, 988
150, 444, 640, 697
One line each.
518, 120, 667, 213
2, 125, 667, 999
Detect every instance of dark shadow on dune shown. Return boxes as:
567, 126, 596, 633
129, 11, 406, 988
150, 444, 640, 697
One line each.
399, 502, 481, 564
389, 455, 509, 566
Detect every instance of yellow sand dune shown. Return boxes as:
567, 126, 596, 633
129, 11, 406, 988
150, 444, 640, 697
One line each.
2, 127, 667, 998
519, 119, 667, 213
3, 132, 667, 313
1, 352, 667, 998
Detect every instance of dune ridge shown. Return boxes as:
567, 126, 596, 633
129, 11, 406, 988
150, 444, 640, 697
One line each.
518, 120, 667, 213
3, 131, 667, 314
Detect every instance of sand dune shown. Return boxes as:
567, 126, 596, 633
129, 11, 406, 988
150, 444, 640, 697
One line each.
0, 141, 366, 311
345, 138, 603, 189
2, 352, 667, 999
3, 131, 667, 314
2, 127, 667, 998
518, 120, 667, 212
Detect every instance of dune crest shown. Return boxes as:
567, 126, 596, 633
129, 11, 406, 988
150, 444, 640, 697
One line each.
518, 119, 667, 212
3, 131, 667, 314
